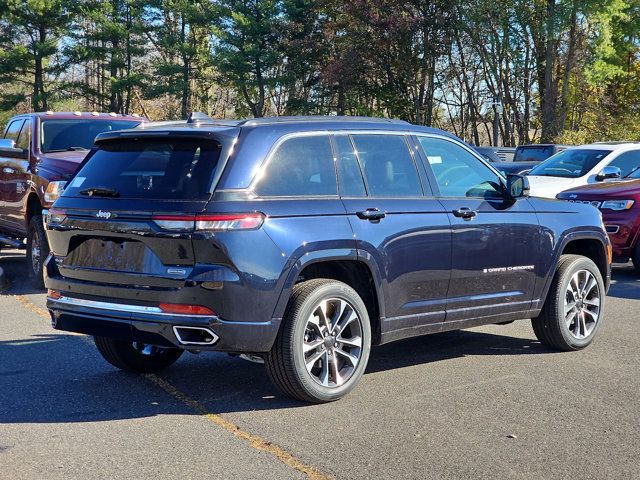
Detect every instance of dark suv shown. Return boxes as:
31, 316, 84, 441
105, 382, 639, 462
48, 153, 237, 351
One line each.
44, 115, 611, 403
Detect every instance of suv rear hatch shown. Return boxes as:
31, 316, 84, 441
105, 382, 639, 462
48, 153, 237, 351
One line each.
46, 129, 239, 287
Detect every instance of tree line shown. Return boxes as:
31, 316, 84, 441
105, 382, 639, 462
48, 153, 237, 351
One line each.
1, 0, 639, 145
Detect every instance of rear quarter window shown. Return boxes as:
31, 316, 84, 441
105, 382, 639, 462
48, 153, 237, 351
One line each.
254, 135, 337, 197
63, 138, 221, 200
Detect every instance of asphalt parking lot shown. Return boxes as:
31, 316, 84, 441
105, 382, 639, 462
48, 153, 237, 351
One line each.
1, 249, 639, 480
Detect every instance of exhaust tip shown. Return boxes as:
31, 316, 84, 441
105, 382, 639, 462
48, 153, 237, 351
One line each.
172, 326, 219, 346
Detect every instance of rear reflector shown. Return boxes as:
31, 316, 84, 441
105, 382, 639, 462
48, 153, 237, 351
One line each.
152, 213, 264, 232
159, 303, 216, 316
47, 289, 62, 300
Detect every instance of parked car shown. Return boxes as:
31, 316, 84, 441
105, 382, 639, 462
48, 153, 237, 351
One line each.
0, 111, 145, 286
473, 145, 538, 176
45, 114, 610, 403
557, 166, 640, 273
527, 143, 640, 198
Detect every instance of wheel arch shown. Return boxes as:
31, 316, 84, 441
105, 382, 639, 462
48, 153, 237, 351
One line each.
272, 250, 385, 345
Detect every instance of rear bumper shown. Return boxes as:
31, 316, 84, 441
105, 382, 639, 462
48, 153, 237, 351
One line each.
45, 261, 281, 353
47, 296, 281, 353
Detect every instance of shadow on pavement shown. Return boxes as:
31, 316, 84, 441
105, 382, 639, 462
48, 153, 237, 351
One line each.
608, 264, 640, 300
0, 326, 550, 424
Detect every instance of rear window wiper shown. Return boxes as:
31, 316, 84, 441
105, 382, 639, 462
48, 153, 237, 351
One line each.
79, 187, 120, 197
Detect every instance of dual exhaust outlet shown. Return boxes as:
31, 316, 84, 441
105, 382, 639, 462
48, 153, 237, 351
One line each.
172, 326, 219, 346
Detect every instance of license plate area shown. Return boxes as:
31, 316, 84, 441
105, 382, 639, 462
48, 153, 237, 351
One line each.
64, 238, 147, 272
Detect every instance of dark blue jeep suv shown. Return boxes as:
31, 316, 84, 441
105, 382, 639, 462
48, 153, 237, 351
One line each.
44, 115, 611, 403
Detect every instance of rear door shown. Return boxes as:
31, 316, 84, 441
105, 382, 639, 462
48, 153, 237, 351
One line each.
416, 135, 542, 322
47, 134, 230, 287
337, 132, 452, 334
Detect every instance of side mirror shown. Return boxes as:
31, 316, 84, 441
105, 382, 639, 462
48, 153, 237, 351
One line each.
0, 138, 17, 150
595, 166, 621, 181
506, 174, 530, 199
0, 138, 26, 158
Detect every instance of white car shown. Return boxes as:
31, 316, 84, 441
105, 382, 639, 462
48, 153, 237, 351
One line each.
526, 143, 640, 198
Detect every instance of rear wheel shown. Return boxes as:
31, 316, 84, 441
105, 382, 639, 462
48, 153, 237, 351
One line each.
532, 255, 604, 351
27, 214, 48, 289
94, 336, 184, 373
266, 279, 372, 403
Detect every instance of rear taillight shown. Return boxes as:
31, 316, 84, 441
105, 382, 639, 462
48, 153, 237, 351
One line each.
159, 303, 216, 315
152, 213, 264, 232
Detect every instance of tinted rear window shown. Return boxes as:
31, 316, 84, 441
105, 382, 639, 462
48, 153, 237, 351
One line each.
63, 139, 221, 200
514, 146, 553, 162
41, 120, 140, 153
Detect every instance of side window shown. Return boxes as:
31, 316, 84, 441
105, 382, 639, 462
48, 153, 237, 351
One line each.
334, 135, 366, 197
418, 137, 503, 199
4, 120, 24, 142
255, 135, 337, 197
351, 134, 422, 197
15, 119, 31, 150
608, 151, 640, 177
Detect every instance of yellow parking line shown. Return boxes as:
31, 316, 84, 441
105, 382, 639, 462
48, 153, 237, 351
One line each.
15, 293, 332, 480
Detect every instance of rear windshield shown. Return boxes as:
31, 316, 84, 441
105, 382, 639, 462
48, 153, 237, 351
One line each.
514, 146, 553, 162
528, 149, 611, 178
41, 120, 140, 153
63, 138, 221, 200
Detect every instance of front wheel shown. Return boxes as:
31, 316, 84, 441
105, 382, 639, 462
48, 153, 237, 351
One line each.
27, 214, 49, 289
266, 279, 372, 403
532, 254, 605, 351
94, 337, 184, 373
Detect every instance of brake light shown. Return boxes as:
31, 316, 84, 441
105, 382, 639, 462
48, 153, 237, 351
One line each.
195, 213, 264, 231
152, 213, 264, 232
159, 303, 215, 315
47, 289, 61, 300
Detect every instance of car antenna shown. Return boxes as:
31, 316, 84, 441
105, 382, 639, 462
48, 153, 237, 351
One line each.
187, 112, 213, 124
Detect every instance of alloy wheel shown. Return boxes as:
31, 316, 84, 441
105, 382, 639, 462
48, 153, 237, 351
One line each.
303, 298, 364, 388
564, 269, 601, 340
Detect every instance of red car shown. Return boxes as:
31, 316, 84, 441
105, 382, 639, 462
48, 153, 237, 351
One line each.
558, 167, 640, 273
0, 112, 146, 286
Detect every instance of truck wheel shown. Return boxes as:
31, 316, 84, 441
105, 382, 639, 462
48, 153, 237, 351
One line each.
27, 214, 49, 289
532, 255, 605, 351
94, 336, 184, 373
632, 243, 640, 275
265, 279, 371, 403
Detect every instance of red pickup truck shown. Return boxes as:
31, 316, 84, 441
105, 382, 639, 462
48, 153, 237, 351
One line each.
0, 112, 145, 287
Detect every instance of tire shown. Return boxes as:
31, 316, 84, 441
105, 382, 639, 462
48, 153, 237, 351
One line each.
632, 243, 640, 275
265, 279, 372, 403
26, 214, 49, 290
94, 336, 184, 373
532, 254, 605, 351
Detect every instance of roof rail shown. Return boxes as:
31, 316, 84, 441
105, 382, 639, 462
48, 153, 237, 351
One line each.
237, 115, 410, 126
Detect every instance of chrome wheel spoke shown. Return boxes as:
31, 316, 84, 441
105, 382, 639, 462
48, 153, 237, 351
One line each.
337, 335, 362, 348
334, 347, 358, 367
565, 269, 600, 341
302, 297, 363, 388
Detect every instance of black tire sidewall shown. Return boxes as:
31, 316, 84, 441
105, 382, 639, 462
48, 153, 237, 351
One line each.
95, 336, 183, 373
27, 215, 48, 288
553, 257, 605, 349
289, 282, 371, 402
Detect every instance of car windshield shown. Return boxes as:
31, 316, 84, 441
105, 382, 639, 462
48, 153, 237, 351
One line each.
514, 146, 553, 162
626, 166, 640, 178
528, 149, 611, 178
40, 119, 140, 153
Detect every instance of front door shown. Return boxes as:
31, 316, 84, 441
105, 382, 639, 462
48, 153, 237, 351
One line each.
335, 132, 452, 336
416, 135, 542, 322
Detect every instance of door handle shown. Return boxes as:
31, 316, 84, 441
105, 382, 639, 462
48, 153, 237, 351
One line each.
2, 167, 15, 174
452, 207, 477, 220
356, 208, 386, 222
